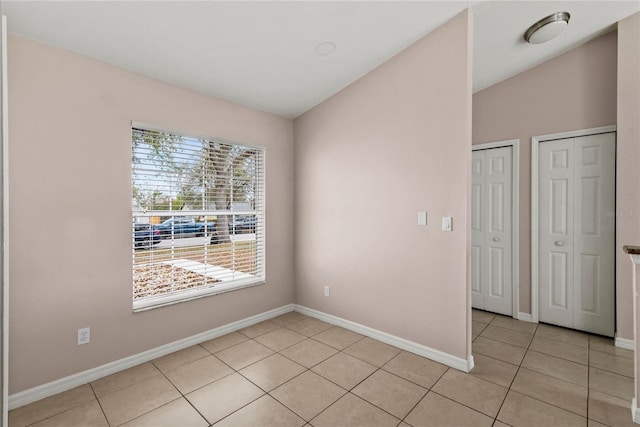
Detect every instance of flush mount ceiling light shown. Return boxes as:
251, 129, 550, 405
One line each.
314, 41, 336, 56
524, 12, 570, 44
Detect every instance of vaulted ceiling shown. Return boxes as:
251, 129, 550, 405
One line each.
3, 1, 638, 118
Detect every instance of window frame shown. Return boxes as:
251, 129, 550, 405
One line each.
131, 122, 266, 312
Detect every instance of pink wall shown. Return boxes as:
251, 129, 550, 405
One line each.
473, 31, 618, 322
7, 35, 295, 394
294, 11, 473, 361
635, 262, 640, 405
618, 12, 640, 407
617, 12, 640, 344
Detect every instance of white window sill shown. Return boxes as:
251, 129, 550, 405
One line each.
133, 276, 265, 312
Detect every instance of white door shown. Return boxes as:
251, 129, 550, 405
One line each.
538, 133, 615, 336
472, 147, 513, 316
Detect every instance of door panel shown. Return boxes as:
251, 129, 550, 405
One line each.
580, 177, 599, 236
552, 149, 569, 169
572, 134, 615, 336
472, 245, 482, 297
549, 251, 568, 309
490, 247, 504, 297
551, 179, 569, 235
471, 153, 485, 309
471, 147, 512, 316
490, 156, 504, 174
490, 183, 504, 232
539, 133, 615, 336
579, 254, 599, 314
472, 183, 482, 231
539, 139, 574, 328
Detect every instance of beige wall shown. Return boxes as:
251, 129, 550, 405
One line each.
9, 6, 633, 398
473, 32, 618, 321
7, 35, 295, 394
294, 11, 473, 360
618, 12, 640, 343
1, 10, 6, 423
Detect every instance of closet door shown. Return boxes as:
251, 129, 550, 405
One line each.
472, 147, 512, 316
573, 134, 615, 335
538, 133, 615, 336
539, 138, 575, 329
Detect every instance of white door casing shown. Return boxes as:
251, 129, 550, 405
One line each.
537, 132, 615, 336
472, 146, 513, 316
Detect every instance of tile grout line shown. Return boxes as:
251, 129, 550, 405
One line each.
473, 316, 516, 426
164, 338, 305, 426
513, 364, 609, 420
265, 367, 339, 426
348, 361, 426, 422
21, 383, 111, 427
397, 388, 428, 426
16, 314, 631, 426
400, 366, 496, 424
514, 342, 597, 419
536, 330, 636, 411
427, 389, 504, 424
586, 339, 591, 425
588, 349, 635, 378
230, 326, 363, 424
192, 329, 309, 426
486, 316, 538, 425
161, 345, 217, 426
269, 333, 407, 426
485, 317, 626, 423
88, 382, 112, 427
151, 351, 213, 426
208, 336, 282, 426
171, 323, 367, 425
473, 319, 490, 339
6, 320, 358, 425
345, 346, 438, 424
269, 335, 362, 426
420, 313, 513, 422
90, 329, 267, 426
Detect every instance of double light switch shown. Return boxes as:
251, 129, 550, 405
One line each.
418, 212, 452, 231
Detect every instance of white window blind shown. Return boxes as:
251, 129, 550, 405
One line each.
131, 126, 265, 311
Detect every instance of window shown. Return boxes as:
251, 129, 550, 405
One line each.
131, 126, 265, 311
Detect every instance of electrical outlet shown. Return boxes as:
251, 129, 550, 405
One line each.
77, 327, 90, 345
324, 286, 330, 297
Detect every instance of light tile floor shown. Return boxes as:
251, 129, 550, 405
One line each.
9, 310, 636, 426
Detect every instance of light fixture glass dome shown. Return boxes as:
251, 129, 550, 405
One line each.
524, 12, 570, 44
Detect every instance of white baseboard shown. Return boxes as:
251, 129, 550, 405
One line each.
632, 398, 640, 424
8, 304, 294, 410
294, 304, 474, 372
517, 312, 534, 323
616, 337, 635, 351
10, 303, 478, 410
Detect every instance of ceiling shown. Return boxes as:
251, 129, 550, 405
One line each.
2, 1, 638, 118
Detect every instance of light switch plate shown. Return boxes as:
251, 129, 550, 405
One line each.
418, 212, 427, 226
442, 216, 452, 231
